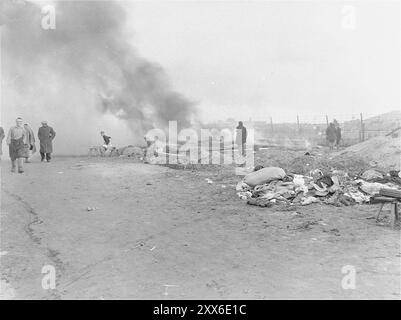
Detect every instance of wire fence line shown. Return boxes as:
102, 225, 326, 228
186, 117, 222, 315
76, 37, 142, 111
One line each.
209, 112, 401, 147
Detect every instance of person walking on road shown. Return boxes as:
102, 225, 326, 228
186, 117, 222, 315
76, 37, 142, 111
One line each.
38, 121, 56, 162
6, 117, 27, 173
23, 123, 36, 163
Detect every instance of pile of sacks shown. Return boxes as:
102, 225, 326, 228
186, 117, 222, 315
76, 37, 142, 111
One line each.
236, 167, 401, 207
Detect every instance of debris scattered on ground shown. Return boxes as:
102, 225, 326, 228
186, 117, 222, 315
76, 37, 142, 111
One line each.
323, 228, 341, 236
134, 242, 145, 249
236, 165, 401, 208
361, 169, 383, 181
118, 146, 144, 158
293, 220, 320, 230
244, 167, 286, 187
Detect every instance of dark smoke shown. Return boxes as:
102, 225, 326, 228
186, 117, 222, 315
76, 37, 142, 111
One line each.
1, 0, 196, 153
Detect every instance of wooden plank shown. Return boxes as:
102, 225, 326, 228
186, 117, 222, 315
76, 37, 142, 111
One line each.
379, 188, 401, 199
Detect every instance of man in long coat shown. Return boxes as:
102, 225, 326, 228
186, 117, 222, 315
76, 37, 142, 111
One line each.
326, 122, 337, 150
235, 121, 247, 156
333, 120, 342, 149
38, 121, 56, 162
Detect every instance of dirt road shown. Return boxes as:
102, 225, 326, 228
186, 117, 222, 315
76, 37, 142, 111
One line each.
1, 157, 400, 299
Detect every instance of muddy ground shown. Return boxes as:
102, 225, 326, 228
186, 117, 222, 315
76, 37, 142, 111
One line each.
0, 155, 400, 299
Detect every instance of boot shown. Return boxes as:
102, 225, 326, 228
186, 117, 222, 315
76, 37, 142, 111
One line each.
17, 158, 24, 173
11, 161, 16, 173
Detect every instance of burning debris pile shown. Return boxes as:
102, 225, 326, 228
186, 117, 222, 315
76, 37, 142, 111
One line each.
236, 166, 401, 208
88, 135, 247, 166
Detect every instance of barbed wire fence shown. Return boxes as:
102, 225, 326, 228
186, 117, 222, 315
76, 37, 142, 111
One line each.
242, 112, 401, 147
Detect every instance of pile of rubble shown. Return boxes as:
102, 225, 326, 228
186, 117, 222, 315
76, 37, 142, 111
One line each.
236, 166, 401, 207
88, 145, 144, 158
334, 133, 401, 170
118, 145, 145, 159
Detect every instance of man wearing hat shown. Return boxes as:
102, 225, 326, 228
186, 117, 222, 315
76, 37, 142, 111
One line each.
38, 121, 56, 162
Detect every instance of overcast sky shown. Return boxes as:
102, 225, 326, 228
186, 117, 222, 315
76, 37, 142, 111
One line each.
123, 1, 400, 123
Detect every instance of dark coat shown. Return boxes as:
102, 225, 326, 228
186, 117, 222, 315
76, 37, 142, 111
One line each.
336, 127, 342, 141
326, 125, 336, 142
38, 126, 56, 153
236, 125, 247, 145
9, 137, 26, 161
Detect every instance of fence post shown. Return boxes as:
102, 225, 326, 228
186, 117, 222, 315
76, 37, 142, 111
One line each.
326, 115, 329, 126
297, 115, 300, 132
209, 135, 212, 164
360, 113, 365, 142
270, 117, 274, 134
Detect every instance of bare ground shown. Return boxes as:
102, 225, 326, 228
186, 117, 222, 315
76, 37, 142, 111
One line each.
0, 156, 400, 299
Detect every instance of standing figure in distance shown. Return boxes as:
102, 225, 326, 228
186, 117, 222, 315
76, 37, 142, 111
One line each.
235, 121, 247, 156
326, 122, 337, 151
38, 121, 56, 162
333, 120, 342, 150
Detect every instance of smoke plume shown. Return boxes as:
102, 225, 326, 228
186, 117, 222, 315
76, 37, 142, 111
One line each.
1, 0, 196, 154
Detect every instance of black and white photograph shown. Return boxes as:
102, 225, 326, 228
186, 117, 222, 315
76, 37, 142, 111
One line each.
0, 0, 400, 303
